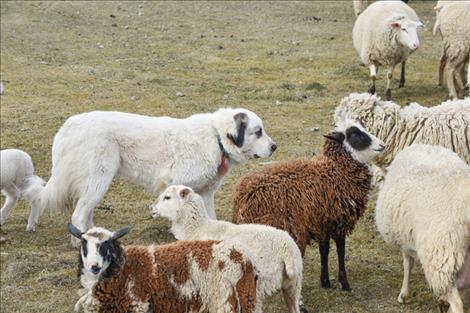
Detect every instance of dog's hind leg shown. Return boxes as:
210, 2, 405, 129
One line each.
0, 185, 20, 226
70, 155, 119, 246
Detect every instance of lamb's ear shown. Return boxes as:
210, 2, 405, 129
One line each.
68, 223, 83, 239
324, 132, 345, 143
111, 227, 132, 240
179, 187, 191, 199
227, 112, 248, 148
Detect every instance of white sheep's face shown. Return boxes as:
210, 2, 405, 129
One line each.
390, 16, 423, 51
333, 120, 385, 163
68, 224, 130, 278
151, 185, 194, 222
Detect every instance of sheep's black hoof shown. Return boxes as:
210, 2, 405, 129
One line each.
320, 278, 331, 289
340, 282, 352, 291
399, 80, 405, 88
368, 85, 376, 94
385, 89, 392, 100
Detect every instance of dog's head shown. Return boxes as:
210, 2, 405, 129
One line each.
213, 108, 276, 163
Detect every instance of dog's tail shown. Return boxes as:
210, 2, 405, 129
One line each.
23, 175, 67, 216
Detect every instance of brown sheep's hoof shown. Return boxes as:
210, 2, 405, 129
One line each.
320, 278, 331, 289
368, 85, 376, 94
385, 89, 392, 100
341, 282, 352, 291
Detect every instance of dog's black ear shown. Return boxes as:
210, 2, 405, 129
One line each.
111, 227, 132, 241
323, 132, 345, 143
227, 112, 248, 148
68, 223, 83, 239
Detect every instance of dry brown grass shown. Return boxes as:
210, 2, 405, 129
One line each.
0, 1, 468, 312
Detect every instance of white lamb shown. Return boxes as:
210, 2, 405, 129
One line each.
0, 149, 44, 231
334, 93, 470, 166
352, 1, 423, 100
376, 144, 470, 313
151, 185, 305, 313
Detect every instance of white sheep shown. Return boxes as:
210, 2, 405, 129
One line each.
68, 223, 259, 313
334, 93, 470, 166
151, 185, 305, 313
352, 1, 423, 100
433, 1, 470, 99
375, 144, 470, 313
0, 149, 45, 231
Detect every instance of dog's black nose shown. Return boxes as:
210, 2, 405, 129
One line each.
271, 144, 277, 152
91, 265, 101, 275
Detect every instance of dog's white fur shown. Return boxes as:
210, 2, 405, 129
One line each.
26, 108, 275, 243
1, 149, 44, 231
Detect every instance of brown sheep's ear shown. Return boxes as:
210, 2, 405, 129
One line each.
324, 132, 345, 143
179, 187, 191, 199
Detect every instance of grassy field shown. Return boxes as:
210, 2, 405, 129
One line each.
0, 1, 468, 312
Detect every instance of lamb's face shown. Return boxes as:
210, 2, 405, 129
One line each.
68, 224, 130, 278
151, 185, 194, 222
335, 120, 385, 163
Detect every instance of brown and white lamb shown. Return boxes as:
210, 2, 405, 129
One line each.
68, 224, 258, 313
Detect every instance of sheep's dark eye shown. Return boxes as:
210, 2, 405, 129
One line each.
255, 129, 262, 137
164, 196, 171, 200
401, 28, 408, 33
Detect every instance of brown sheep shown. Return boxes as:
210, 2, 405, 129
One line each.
68, 224, 258, 313
232, 120, 384, 291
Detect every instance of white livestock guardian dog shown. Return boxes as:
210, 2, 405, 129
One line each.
26, 108, 276, 243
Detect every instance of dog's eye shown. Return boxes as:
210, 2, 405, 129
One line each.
164, 196, 171, 200
255, 129, 262, 137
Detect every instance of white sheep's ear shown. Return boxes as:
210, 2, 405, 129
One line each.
388, 15, 405, 29
68, 223, 83, 239
111, 227, 132, 240
179, 187, 192, 199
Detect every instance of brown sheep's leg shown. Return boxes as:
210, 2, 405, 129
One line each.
399, 61, 406, 88
319, 238, 331, 289
438, 51, 447, 87
335, 237, 351, 291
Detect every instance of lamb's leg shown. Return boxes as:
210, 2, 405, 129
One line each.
385, 65, 396, 100
299, 296, 308, 313
368, 64, 377, 94
26, 199, 42, 232
319, 238, 331, 288
441, 287, 464, 313
399, 61, 406, 88
438, 50, 447, 87
335, 237, 351, 291
456, 249, 470, 290
0, 185, 20, 226
282, 282, 302, 313
398, 252, 414, 303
